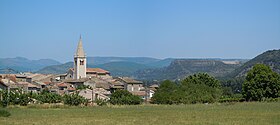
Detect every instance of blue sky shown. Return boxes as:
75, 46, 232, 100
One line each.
0, 0, 279, 63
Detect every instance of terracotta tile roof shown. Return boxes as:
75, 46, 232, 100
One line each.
69, 68, 110, 74
17, 82, 29, 85
57, 82, 69, 87
86, 68, 109, 74
67, 87, 76, 91
44, 81, 52, 85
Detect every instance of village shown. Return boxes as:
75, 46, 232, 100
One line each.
0, 36, 158, 104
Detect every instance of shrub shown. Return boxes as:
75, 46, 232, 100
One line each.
63, 93, 88, 106
109, 90, 142, 105
36, 92, 62, 103
0, 109, 11, 117
95, 98, 108, 106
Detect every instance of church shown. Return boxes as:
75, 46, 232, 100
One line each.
66, 36, 110, 79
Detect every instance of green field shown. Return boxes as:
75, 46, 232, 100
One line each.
0, 102, 279, 125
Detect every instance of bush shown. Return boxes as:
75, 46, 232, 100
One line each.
95, 98, 108, 106
63, 93, 88, 106
0, 109, 11, 117
109, 90, 142, 105
36, 92, 62, 103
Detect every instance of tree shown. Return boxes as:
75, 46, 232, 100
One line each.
180, 73, 221, 103
109, 90, 142, 105
183, 73, 221, 88
242, 64, 280, 101
152, 74, 222, 104
151, 80, 180, 104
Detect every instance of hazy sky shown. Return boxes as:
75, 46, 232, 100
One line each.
0, 0, 279, 63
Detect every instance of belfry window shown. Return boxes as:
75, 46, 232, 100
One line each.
80, 60, 84, 65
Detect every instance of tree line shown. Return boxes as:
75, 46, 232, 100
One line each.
151, 64, 280, 104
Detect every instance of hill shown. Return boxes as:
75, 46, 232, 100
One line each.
93, 61, 152, 76
37, 57, 167, 75
87, 57, 160, 65
135, 59, 243, 80
0, 57, 61, 73
228, 49, 280, 78
36, 62, 73, 74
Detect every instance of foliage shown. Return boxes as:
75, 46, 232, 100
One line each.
63, 93, 88, 106
0, 90, 32, 106
183, 73, 221, 88
219, 94, 245, 103
95, 98, 108, 106
152, 73, 222, 104
36, 91, 62, 103
242, 64, 280, 101
220, 77, 245, 93
151, 80, 180, 104
0, 109, 11, 117
109, 90, 142, 105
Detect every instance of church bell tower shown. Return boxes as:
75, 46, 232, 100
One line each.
74, 35, 86, 79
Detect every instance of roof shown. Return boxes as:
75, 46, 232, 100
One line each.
0, 78, 15, 84
149, 84, 159, 88
111, 81, 124, 86
67, 87, 76, 91
28, 74, 55, 82
0, 80, 8, 87
69, 68, 110, 74
27, 83, 39, 88
86, 68, 110, 74
95, 81, 110, 90
57, 82, 69, 87
119, 77, 143, 84
131, 91, 146, 96
75, 36, 86, 57
111, 86, 124, 89
63, 78, 89, 83
43, 81, 52, 85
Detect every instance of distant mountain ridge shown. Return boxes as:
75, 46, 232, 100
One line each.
0, 57, 61, 73
37, 57, 170, 74
134, 59, 243, 80
2, 50, 279, 81
228, 49, 280, 78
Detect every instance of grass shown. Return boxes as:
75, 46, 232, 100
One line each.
0, 102, 279, 125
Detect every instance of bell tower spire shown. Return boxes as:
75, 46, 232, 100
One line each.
74, 35, 87, 79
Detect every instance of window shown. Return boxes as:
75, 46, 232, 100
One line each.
80, 60, 84, 65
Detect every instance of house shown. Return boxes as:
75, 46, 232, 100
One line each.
78, 88, 110, 102
109, 80, 125, 93
57, 82, 76, 94
15, 75, 32, 83
0, 80, 8, 90
117, 77, 144, 92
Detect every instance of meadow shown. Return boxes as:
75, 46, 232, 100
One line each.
0, 102, 279, 125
